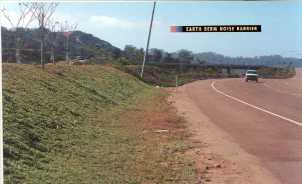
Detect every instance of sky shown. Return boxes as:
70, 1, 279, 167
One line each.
1, 1, 302, 58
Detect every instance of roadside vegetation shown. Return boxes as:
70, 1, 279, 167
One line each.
114, 63, 296, 87
116, 64, 222, 87
257, 66, 296, 79
3, 63, 197, 184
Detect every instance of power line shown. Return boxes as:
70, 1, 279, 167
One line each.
2, 48, 40, 51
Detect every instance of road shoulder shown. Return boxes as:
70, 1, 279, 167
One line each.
168, 85, 281, 184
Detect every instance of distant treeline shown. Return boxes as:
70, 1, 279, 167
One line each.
2, 26, 302, 67
123, 46, 302, 68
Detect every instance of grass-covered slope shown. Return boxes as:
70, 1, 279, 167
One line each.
3, 64, 197, 184
117, 64, 226, 87
118, 64, 296, 87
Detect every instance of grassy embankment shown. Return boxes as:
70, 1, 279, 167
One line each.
117, 65, 225, 87
3, 64, 197, 184
115, 64, 296, 87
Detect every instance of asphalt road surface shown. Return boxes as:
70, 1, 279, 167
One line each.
183, 69, 302, 184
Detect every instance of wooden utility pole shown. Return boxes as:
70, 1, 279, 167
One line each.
140, 1, 156, 78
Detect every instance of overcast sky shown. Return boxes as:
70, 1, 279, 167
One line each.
1, 1, 302, 58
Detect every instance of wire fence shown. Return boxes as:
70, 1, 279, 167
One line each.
2, 47, 64, 63
3, 48, 54, 53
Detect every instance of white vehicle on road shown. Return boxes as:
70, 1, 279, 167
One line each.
245, 70, 259, 82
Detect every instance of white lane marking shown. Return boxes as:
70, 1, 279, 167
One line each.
211, 81, 302, 127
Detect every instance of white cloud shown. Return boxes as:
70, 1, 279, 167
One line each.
0, 9, 78, 31
51, 12, 79, 31
52, 12, 77, 25
89, 16, 136, 29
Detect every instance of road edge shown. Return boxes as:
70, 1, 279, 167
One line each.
169, 83, 282, 184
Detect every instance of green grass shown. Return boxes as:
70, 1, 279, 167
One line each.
3, 64, 197, 184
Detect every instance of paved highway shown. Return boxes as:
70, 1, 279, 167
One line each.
182, 69, 302, 184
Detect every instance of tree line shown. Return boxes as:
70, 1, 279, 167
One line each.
122, 45, 302, 68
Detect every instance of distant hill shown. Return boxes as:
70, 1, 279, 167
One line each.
2, 26, 302, 68
128, 47, 302, 68
191, 52, 302, 68
1, 27, 122, 64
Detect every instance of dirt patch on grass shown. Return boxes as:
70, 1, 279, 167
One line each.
120, 91, 198, 183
